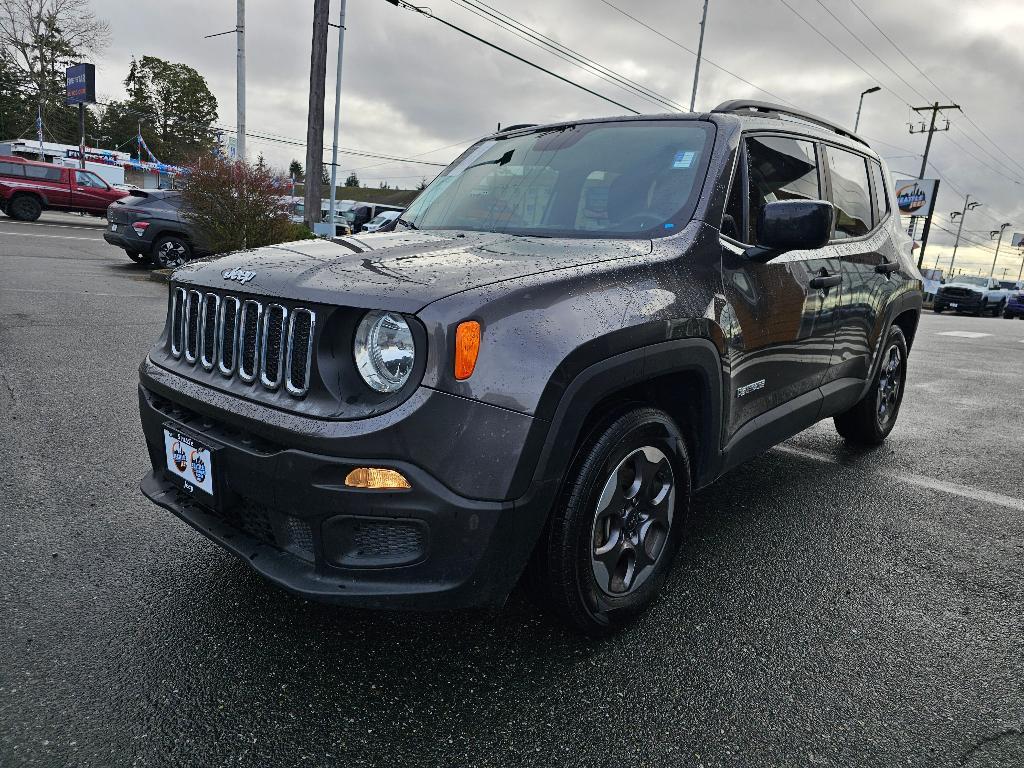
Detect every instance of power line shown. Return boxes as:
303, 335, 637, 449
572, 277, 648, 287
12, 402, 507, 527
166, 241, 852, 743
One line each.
384, 0, 641, 114
451, 0, 685, 112
594, 0, 799, 107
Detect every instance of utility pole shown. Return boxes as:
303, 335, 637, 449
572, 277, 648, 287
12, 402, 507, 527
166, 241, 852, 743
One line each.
948, 195, 981, 277
853, 86, 879, 132
304, 0, 331, 231
689, 0, 709, 112
78, 102, 86, 169
988, 223, 1011, 279
908, 101, 958, 269
328, 0, 348, 238
236, 0, 246, 161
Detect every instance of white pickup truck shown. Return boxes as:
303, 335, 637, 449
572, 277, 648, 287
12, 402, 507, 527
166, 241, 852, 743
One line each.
933, 276, 1013, 316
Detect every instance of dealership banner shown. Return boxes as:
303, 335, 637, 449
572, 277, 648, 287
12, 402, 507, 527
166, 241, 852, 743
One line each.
1012, 233, 1024, 248
894, 178, 938, 218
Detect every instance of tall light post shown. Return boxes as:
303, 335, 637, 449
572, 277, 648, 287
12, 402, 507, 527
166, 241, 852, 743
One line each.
327, 0, 348, 237
854, 86, 880, 132
948, 195, 981, 277
988, 223, 1012, 279
689, 0, 709, 112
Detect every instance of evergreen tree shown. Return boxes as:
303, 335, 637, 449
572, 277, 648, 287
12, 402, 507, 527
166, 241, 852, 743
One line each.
345, 172, 360, 188
288, 159, 304, 180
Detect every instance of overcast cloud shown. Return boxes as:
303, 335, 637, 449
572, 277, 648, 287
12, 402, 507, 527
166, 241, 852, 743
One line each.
89, 0, 1024, 275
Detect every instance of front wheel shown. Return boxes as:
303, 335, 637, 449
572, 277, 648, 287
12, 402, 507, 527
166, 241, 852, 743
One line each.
992, 301, 1005, 318
525, 407, 691, 636
974, 300, 987, 317
834, 325, 908, 446
932, 305, 943, 314
152, 235, 191, 268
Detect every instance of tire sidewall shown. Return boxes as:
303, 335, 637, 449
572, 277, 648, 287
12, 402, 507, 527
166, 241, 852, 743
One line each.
562, 410, 690, 633
11, 195, 42, 221
154, 236, 191, 268
873, 325, 909, 440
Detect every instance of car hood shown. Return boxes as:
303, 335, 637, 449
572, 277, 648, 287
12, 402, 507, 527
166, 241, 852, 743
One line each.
170, 229, 653, 313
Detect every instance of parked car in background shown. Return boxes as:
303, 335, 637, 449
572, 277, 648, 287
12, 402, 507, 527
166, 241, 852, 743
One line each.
1003, 285, 1024, 319
0, 154, 128, 220
933, 276, 1009, 316
136, 102, 923, 635
361, 209, 401, 233
344, 202, 404, 234
104, 190, 207, 267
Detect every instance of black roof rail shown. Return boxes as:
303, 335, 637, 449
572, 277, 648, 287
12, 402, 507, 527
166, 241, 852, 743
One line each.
495, 123, 537, 134
711, 100, 870, 148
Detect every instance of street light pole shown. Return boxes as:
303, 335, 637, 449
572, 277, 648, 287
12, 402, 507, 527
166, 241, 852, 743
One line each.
689, 0, 709, 112
328, 0, 347, 238
948, 195, 981, 277
988, 223, 1011, 279
236, 0, 245, 161
853, 86, 879, 132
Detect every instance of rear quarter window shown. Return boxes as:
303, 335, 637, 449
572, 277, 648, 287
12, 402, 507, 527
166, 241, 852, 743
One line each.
23, 165, 63, 181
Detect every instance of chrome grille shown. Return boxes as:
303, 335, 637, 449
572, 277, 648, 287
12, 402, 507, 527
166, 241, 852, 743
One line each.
167, 287, 315, 398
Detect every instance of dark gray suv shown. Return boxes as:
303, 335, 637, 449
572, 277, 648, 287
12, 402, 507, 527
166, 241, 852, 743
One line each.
137, 102, 922, 634
105, 190, 207, 268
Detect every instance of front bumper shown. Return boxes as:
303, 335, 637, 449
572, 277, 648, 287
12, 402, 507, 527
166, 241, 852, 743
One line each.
934, 292, 984, 311
138, 382, 554, 610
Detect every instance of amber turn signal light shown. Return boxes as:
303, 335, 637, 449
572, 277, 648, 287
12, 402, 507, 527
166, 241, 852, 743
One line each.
344, 467, 411, 490
454, 320, 481, 380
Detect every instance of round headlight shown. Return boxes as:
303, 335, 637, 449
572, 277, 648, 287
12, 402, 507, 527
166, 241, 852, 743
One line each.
354, 310, 416, 393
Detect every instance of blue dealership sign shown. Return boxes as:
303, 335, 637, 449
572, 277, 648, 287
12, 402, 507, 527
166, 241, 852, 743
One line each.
66, 63, 96, 105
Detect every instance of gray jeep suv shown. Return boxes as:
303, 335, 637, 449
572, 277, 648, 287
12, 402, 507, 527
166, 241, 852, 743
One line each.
137, 102, 922, 634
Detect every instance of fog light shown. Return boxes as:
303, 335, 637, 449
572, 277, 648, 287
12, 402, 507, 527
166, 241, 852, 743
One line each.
344, 467, 411, 490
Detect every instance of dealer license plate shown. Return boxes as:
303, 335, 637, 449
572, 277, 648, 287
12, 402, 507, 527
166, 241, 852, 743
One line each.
950, 303, 958, 308
163, 428, 215, 498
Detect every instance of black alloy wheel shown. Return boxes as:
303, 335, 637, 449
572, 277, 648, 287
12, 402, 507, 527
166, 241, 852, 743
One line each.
8, 194, 42, 222
525, 406, 691, 636
152, 235, 191, 269
834, 324, 909, 446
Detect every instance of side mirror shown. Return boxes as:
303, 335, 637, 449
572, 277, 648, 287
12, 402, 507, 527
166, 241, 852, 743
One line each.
745, 200, 834, 262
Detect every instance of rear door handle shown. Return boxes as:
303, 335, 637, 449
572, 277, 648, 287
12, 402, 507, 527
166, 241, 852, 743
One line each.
875, 261, 900, 275
809, 274, 842, 289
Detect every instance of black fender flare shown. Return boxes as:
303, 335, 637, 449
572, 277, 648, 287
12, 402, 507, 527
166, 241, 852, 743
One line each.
859, 288, 923, 402
509, 337, 724, 503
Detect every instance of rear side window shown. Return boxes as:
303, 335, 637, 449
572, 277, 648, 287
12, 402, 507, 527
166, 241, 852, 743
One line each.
24, 164, 62, 181
825, 146, 872, 239
869, 161, 889, 226
745, 135, 820, 244
0, 161, 25, 177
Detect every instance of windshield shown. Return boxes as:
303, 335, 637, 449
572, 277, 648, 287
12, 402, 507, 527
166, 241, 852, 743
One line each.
400, 120, 714, 238
956, 276, 989, 287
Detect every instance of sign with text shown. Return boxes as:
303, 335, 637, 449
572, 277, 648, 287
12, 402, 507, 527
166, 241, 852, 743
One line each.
65, 63, 96, 105
894, 178, 938, 218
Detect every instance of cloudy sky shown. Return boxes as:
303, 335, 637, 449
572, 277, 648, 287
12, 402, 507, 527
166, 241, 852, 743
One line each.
90, 0, 1024, 277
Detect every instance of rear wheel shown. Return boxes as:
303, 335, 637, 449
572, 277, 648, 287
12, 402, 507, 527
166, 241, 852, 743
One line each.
834, 325, 908, 446
152, 235, 191, 268
525, 406, 691, 636
8, 194, 42, 222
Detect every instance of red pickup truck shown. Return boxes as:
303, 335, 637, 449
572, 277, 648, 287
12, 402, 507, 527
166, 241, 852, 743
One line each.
0, 154, 128, 221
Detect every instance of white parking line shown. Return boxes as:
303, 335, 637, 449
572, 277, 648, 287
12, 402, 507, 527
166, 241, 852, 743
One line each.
773, 444, 1024, 512
936, 331, 991, 338
0, 231, 101, 242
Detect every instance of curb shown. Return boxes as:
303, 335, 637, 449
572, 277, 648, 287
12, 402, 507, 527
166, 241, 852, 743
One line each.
149, 269, 173, 284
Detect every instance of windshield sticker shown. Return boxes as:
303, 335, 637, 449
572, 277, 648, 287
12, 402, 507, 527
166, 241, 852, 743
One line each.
672, 150, 696, 169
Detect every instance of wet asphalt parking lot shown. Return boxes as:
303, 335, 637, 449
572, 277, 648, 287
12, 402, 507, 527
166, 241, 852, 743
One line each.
1, 213, 1022, 767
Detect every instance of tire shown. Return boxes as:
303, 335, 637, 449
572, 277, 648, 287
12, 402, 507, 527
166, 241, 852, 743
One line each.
525, 406, 691, 636
974, 300, 986, 317
834, 325, 908, 446
991, 301, 1004, 318
8, 194, 42, 222
1004, 311, 1013, 319
126, 250, 144, 263
152, 235, 191, 268
932, 305, 943, 314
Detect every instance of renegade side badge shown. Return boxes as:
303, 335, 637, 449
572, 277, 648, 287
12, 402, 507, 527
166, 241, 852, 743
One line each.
737, 379, 765, 398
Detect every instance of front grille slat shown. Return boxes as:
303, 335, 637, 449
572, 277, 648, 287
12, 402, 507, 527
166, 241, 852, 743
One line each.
168, 286, 315, 399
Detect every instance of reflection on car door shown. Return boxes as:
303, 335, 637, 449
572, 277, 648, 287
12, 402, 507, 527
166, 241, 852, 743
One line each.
71, 170, 110, 214
823, 148, 899, 385
720, 134, 843, 439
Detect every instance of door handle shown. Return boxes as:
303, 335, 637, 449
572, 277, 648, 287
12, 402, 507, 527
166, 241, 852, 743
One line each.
875, 261, 900, 275
809, 273, 842, 289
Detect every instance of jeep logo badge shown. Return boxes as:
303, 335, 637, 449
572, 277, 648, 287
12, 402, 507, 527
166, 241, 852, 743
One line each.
222, 267, 256, 284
